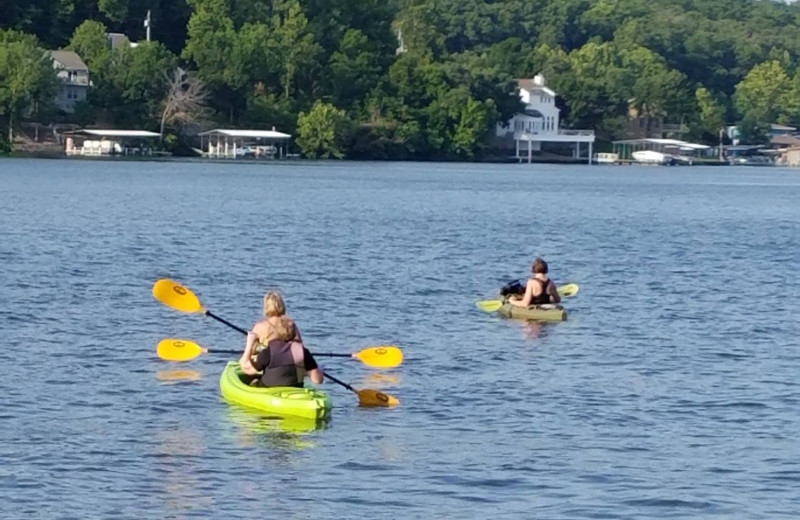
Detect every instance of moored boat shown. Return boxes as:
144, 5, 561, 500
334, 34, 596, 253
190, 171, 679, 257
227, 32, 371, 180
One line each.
632, 150, 677, 165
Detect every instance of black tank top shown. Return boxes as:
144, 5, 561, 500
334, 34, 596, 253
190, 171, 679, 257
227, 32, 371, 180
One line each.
530, 278, 552, 305
260, 339, 307, 388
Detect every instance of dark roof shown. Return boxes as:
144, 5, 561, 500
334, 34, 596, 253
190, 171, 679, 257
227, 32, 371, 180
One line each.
50, 50, 88, 71
523, 109, 544, 118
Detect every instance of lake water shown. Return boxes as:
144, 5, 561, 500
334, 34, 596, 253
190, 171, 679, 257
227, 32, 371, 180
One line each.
1, 158, 799, 519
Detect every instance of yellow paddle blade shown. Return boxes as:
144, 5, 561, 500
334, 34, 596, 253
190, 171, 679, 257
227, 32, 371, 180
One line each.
356, 389, 400, 407
157, 339, 206, 362
152, 278, 205, 313
558, 283, 579, 297
476, 299, 504, 312
354, 346, 404, 368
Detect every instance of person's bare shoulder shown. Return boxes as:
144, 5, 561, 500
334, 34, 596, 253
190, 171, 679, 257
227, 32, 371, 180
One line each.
252, 320, 273, 336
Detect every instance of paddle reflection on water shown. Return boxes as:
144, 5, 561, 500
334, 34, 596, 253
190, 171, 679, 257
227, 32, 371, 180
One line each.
360, 372, 403, 387
156, 368, 204, 383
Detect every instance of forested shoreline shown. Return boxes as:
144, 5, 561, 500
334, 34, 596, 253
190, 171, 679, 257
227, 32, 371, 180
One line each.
3, 0, 800, 158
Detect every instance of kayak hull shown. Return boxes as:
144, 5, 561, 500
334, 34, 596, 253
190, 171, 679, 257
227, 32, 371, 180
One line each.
498, 303, 567, 322
219, 361, 332, 421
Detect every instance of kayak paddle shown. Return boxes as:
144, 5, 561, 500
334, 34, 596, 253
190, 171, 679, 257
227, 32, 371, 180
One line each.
157, 339, 403, 368
152, 279, 400, 407
153, 278, 249, 333
476, 283, 580, 313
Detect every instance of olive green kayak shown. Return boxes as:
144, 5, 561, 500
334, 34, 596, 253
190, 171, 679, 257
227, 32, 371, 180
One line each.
219, 361, 332, 421
497, 302, 567, 322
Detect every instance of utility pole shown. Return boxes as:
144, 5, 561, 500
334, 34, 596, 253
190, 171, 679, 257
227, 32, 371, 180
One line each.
144, 10, 151, 41
719, 127, 724, 162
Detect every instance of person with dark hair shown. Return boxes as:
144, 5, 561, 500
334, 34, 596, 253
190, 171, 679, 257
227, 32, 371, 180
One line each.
508, 257, 561, 307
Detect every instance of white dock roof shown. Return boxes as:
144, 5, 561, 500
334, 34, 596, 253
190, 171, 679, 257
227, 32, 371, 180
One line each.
199, 129, 291, 139
70, 129, 160, 138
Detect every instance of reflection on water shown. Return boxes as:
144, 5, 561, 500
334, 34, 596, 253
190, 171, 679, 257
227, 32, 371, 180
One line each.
224, 404, 327, 452
154, 429, 213, 515
360, 372, 403, 387
520, 320, 544, 340
156, 368, 204, 383
155, 428, 206, 457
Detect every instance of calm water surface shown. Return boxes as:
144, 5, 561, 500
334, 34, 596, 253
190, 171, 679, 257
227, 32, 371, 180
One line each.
1, 159, 799, 519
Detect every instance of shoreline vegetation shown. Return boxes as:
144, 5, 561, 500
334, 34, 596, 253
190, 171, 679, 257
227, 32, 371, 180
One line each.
3, 0, 800, 161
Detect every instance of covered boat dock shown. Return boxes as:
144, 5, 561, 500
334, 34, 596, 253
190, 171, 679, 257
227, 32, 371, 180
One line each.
197, 128, 291, 159
64, 129, 161, 156
612, 138, 712, 161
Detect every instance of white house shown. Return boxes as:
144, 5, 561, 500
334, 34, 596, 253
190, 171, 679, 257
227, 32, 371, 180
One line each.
50, 50, 89, 113
496, 74, 595, 164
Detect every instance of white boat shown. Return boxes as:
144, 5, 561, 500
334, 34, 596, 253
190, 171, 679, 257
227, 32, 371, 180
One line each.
631, 150, 676, 165
594, 152, 619, 164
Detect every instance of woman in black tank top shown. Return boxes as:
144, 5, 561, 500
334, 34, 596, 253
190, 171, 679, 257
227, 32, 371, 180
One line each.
508, 257, 561, 307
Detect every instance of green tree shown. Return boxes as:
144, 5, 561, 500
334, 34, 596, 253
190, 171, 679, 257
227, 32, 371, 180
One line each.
67, 20, 111, 70
108, 41, 177, 126
67, 20, 114, 108
182, 0, 237, 87
737, 116, 770, 145
734, 60, 794, 124
242, 85, 296, 133
272, 1, 322, 99
695, 87, 727, 137
296, 100, 352, 158
451, 96, 493, 158
0, 30, 59, 144
620, 45, 691, 121
329, 29, 381, 110
99, 0, 129, 24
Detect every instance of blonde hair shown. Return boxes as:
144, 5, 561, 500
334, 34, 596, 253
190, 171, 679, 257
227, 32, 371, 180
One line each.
273, 316, 297, 341
263, 291, 286, 318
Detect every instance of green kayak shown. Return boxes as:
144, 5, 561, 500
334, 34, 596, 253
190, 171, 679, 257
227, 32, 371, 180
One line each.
497, 302, 567, 322
219, 361, 332, 421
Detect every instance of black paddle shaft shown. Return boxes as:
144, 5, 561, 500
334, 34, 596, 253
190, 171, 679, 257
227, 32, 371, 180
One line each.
205, 310, 249, 335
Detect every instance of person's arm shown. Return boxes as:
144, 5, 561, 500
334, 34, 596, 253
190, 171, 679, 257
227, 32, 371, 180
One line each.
549, 281, 561, 303
239, 331, 261, 375
509, 280, 535, 307
304, 349, 324, 385
294, 325, 303, 344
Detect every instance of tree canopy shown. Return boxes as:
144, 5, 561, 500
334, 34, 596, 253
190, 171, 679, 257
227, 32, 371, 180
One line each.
4, 0, 800, 155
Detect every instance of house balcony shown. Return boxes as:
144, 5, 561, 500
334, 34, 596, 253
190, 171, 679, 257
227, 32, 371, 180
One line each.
59, 75, 90, 87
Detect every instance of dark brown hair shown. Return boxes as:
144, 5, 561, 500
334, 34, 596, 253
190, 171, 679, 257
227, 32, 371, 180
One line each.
532, 257, 548, 274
